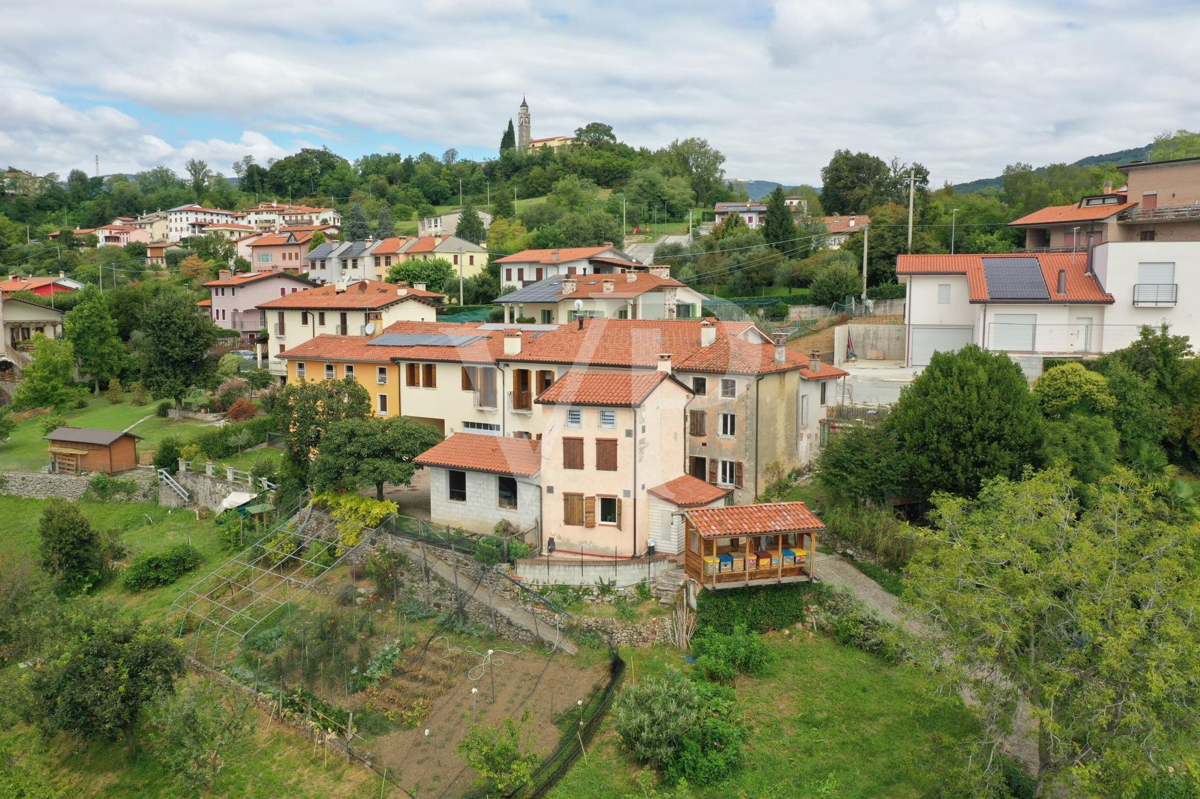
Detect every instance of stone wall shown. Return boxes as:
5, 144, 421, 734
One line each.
161, 470, 262, 511
0, 469, 157, 502
513, 554, 678, 588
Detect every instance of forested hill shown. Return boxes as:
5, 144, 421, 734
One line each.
952, 142, 1154, 194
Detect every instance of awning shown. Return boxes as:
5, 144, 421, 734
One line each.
220, 491, 257, 510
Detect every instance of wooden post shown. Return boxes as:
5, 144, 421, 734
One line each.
777, 532, 783, 583
744, 535, 751, 587
709, 537, 716, 590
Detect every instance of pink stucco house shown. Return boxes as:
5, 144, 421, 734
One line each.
201, 270, 316, 339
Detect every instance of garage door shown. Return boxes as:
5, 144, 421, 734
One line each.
910, 326, 974, 366
991, 314, 1036, 352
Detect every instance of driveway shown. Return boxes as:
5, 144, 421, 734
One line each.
625, 234, 692, 264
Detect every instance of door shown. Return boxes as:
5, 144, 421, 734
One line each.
910, 326, 974, 367
1070, 317, 1093, 352
991, 314, 1037, 352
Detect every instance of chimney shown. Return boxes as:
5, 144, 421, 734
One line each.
700, 320, 717, 348
562, 278, 577, 295
335, 281, 347, 293
1103, 180, 1114, 195
414, 282, 427, 292
1057, 269, 1066, 294
58, 270, 65, 279
504, 330, 522, 356
657, 353, 673, 374
809, 351, 822, 374
774, 333, 787, 365
649, 265, 671, 279
626, 270, 638, 282
602, 278, 615, 293
218, 269, 231, 281
397, 286, 408, 296
550, 250, 560, 261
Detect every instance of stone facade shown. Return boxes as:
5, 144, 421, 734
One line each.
0, 469, 156, 502
427, 466, 540, 536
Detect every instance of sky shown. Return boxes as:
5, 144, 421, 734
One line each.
2, 0, 1199, 188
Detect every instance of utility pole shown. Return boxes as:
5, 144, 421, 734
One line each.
906, 168, 915, 253
861, 225, 869, 300
459, 259, 464, 306
622, 198, 627, 240
486, 179, 490, 209
951, 208, 958, 254
688, 208, 692, 239
459, 178, 463, 207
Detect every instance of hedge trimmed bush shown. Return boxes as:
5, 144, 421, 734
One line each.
867, 282, 906, 300
474, 535, 533, 565
696, 582, 826, 635
691, 624, 771, 683
123, 543, 202, 591
190, 416, 276, 461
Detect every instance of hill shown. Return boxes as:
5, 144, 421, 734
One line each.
729, 179, 783, 200
952, 141, 1154, 194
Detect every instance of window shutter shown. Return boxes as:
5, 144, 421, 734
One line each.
564, 438, 584, 470
735, 461, 744, 488
584, 496, 596, 528
462, 366, 475, 391
406, 363, 420, 387
423, 363, 437, 388
708, 459, 718, 484
615, 498, 622, 530
563, 494, 571, 525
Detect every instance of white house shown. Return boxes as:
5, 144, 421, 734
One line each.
493, 269, 706, 323
495, 245, 643, 289
414, 433, 541, 535
713, 202, 768, 229
419, 209, 493, 238
165, 204, 244, 242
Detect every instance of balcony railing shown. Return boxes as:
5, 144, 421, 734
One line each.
473, 392, 499, 411
1119, 203, 1200, 223
1132, 283, 1178, 306
273, 323, 285, 335
507, 390, 533, 414
1013, 246, 1093, 254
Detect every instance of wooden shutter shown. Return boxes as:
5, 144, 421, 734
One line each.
584, 496, 596, 528
596, 439, 617, 471
516, 369, 532, 409
406, 363, 420, 387
614, 497, 622, 530
537, 370, 554, 394
563, 438, 584, 469
461, 366, 476, 391
479, 368, 497, 407
708, 459, 718, 484
423, 363, 437, 388
564, 493, 584, 526
735, 461, 744, 488
689, 410, 706, 436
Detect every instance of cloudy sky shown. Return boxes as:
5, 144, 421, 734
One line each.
2, 0, 1198, 187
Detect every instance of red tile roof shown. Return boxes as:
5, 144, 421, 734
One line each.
529, 273, 684, 301
281, 321, 500, 364
370, 237, 411, 255
414, 433, 541, 477
204, 271, 311, 288
495, 245, 616, 264
536, 370, 676, 407
821, 215, 870, 234
1009, 201, 1135, 226
896, 253, 1113, 304
686, 501, 824, 539
250, 230, 317, 247
648, 476, 730, 507
0, 276, 75, 292
196, 299, 212, 307
259, 279, 443, 310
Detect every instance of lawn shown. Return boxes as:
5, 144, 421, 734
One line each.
216, 445, 284, 473
550, 634, 979, 799
0, 397, 205, 472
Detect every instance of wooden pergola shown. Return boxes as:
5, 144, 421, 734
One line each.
683, 502, 822, 591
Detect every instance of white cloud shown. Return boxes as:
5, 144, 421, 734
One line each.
2, 0, 1200, 183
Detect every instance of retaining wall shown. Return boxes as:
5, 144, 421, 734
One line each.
160, 470, 262, 511
834, 323, 907, 365
0, 469, 157, 502
514, 555, 678, 588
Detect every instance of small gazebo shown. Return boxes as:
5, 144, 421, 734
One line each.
683, 502, 822, 591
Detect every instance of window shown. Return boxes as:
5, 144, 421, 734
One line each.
1141, 230, 1156, 241
498, 476, 518, 509
563, 437, 584, 469
377, 393, 388, 414
325, 364, 335, 380
541, 309, 554, 324
692, 377, 707, 394
453, 255, 459, 265
517, 268, 524, 281
422, 363, 437, 387
344, 364, 355, 378
937, 284, 951, 304
599, 410, 615, 429
689, 409, 707, 436
386, 256, 393, 266
506, 268, 512, 282
258, 253, 272, 263
566, 409, 582, 428
820, 381, 827, 406
469, 255, 475, 266
719, 412, 736, 437
800, 394, 810, 427
718, 460, 738, 487
599, 496, 620, 526
689, 456, 706, 480
596, 439, 617, 471
406, 363, 421, 387
536, 370, 555, 394
461, 366, 476, 391
374, 256, 381, 268
318, 312, 325, 325
463, 421, 500, 433
448, 470, 467, 502
377, 366, 388, 385
720, 378, 736, 398
296, 362, 306, 379
563, 493, 584, 526
477, 368, 498, 407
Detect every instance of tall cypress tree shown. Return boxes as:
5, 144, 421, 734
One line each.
763, 185, 796, 251
344, 203, 370, 240
376, 206, 395, 238
500, 120, 516, 153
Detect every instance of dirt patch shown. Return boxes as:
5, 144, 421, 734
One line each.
788, 327, 836, 359
368, 645, 607, 798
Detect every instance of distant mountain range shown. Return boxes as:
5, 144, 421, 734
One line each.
728, 179, 782, 201
951, 142, 1154, 194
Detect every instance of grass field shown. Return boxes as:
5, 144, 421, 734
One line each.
550, 635, 978, 799
0, 397, 205, 472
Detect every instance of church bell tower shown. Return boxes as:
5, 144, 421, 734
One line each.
517, 96, 531, 152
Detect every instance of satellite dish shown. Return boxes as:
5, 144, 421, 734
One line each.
573, 299, 583, 312
363, 322, 376, 335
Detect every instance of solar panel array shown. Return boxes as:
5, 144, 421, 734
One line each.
982, 257, 1049, 301
367, 333, 487, 347
494, 275, 564, 303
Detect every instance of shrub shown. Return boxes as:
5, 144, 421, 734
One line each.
123, 543, 202, 591
365, 549, 409, 596
696, 582, 824, 635
867, 281, 906, 300
691, 624, 771, 682
315, 492, 397, 553
38, 498, 104, 597
334, 582, 359, 607
248, 455, 279, 487
814, 587, 908, 664
215, 377, 249, 411
474, 535, 533, 565
156, 400, 172, 418
214, 510, 262, 552
821, 500, 915, 567
83, 473, 138, 502
226, 397, 256, 422
39, 411, 66, 435
810, 261, 861, 306
129, 381, 150, 406
153, 436, 183, 475
104, 378, 124, 403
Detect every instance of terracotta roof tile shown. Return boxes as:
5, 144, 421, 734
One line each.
259, 280, 443, 310
0, 276, 75, 292
821, 215, 870, 234
281, 322, 500, 364
648, 476, 730, 507
196, 299, 212, 307
414, 433, 541, 476
686, 501, 824, 538
204, 271, 311, 288
896, 253, 1113, 304
536, 371, 673, 407
495, 245, 616, 264
1009, 201, 1135, 226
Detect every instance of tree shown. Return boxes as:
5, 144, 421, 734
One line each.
841, 202, 936, 285
178, 253, 211, 283
385, 257, 453, 293
547, 174, 599, 212
820, 150, 892, 214
63, 286, 125, 393
816, 421, 905, 504
710, 210, 748, 240
28, 603, 183, 746
146, 679, 255, 791
890, 345, 1044, 501
376, 206, 395, 238
184, 158, 212, 200
809, 261, 860, 306
662, 138, 726, 206
277, 377, 371, 468
190, 232, 236, 264
310, 416, 443, 500
574, 122, 617, 149
308, 230, 327, 252
12, 335, 80, 411
344, 203, 370, 240
762, 186, 796, 251
457, 714, 539, 793
37, 498, 104, 597
1044, 413, 1120, 487
907, 468, 1200, 796
1150, 129, 1200, 161
0, 554, 58, 662
139, 288, 220, 415
500, 119, 516, 153
485, 217, 530, 255
491, 179, 515, 219
0, 405, 13, 443
1032, 362, 1116, 418
454, 202, 486, 244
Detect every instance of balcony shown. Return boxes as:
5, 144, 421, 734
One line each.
1012, 246, 1092, 254
473, 391, 499, 411
1119, 203, 1200, 223
1132, 283, 1178, 306
508, 391, 534, 414
273, 323, 285, 335
333, 324, 348, 335
985, 322, 1144, 355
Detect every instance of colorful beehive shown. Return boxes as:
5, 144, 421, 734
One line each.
718, 554, 733, 573
757, 550, 780, 568
744, 552, 758, 570
782, 549, 795, 567
703, 556, 718, 576
730, 553, 745, 572
793, 550, 807, 566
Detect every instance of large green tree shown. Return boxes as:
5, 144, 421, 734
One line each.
454, 202, 486, 244
761, 186, 796, 251
491, 179, 515, 219
376, 206, 395, 238
343, 202, 370, 240
184, 158, 211, 200
138, 289, 220, 415
908, 468, 1200, 796
146, 679, 255, 791
500, 119, 516, 153
820, 150, 892, 215
385, 257, 453, 293
310, 416, 443, 500
662, 137, 726, 206
38, 498, 104, 598
12, 335, 80, 411
890, 345, 1044, 501
63, 285, 125, 393
276, 377, 371, 468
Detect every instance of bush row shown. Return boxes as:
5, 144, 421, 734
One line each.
123, 543, 202, 591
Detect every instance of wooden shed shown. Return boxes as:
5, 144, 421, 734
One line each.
44, 427, 142, 474
684, 502, 822, 591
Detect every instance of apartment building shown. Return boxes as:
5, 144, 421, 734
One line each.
307, 236, 487, 283
493, 269, 706, 323
418, 209, 493, 237
495, 245, 642, 289
201, 270, 315, 339
243, 203, 343, 231
165, 204, 244, 242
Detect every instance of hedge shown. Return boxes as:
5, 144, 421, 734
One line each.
123, 543, 202, 591
695, 582, 827, 634
189, 416, 278, 461
867, 282, 906, 300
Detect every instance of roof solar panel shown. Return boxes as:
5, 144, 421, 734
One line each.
982, 257, 1049, 301
477, 323, 559, 331
493, 275, 564, 304
367, 333, 486, 347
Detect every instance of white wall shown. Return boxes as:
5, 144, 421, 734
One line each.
906, 276, 974, 326
427, 467, 540, 534
1092, 241, 1200, 350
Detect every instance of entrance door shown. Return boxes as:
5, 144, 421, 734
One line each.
991, 314, 1037, 352
1070, 317, 1093, 353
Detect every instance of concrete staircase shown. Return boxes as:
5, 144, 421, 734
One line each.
651, 568, 688, 604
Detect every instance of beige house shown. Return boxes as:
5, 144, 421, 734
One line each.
0, 298, 64, 380
418, 209, 494, 237
496, 245, 643, 289
494, 269, 705, 323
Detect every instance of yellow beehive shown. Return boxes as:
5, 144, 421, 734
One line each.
703, 556, 718, 575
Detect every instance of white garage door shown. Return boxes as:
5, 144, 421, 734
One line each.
991, 314, 1036, 352
910, 326, 974, 366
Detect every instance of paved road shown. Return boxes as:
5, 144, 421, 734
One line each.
625, 234, 691, 264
